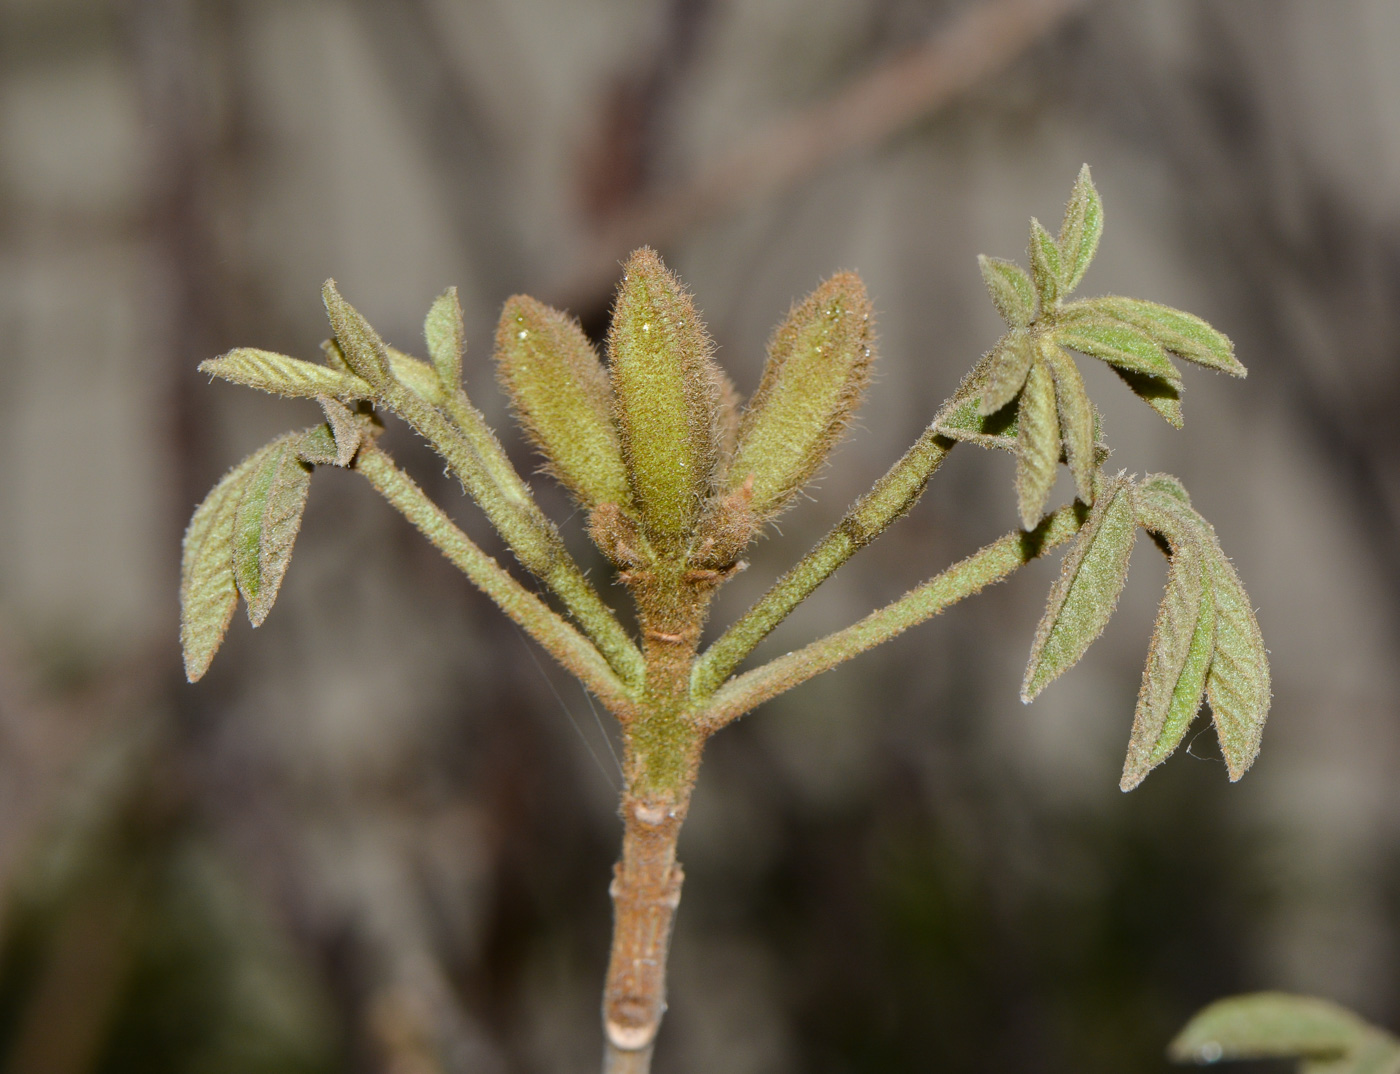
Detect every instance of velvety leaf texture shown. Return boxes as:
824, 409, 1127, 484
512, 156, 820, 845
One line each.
387, 347, 446, 404
1054, 314, 1183, 386
1085, 296, 1244, 377
1022, 477, 1136, 701
1015, 358, 1061, 529
425, 286, 465, 389
201, 349, 372, 401
233, 434, 313, 628
1056, 164, 1103, 294
729, 272, 874, 520
978, 330, 1034, 416
497, 294, 632, 509
181, 447, 271, 682
1028, 218, 1063, 307
323, 280, 393, 386
978, 255, 1036, 328
1205, 543, 1271, 780
1041, 341, 1095, 503
1169, 994, 1393, 1065
608, 248, 723, 544
1110, 366, 1185, 427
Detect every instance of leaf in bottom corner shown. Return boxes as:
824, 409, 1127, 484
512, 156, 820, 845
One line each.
181, 447, 274, 681
1022, 476, 1137, 701
233, 435, 313, 628
1204, 543, 1271, 780
1169, 993, 1393, 1067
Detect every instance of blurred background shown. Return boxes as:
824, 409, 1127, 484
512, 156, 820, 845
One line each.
2, 0, 1400, 1071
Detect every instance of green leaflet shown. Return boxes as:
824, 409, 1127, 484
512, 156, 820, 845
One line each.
1169, 994, 1398, 1069
1080, 295, 1244, 377
1015, 358, 1061, 530
729, 272, 874, 520
323, 280, 393, 386
233, 434, 313, 628
978, 255, 1036, 328
1110, 366, 1185, 428
1205, 540, 1271, 780
386, 347, 446, 404
1028, 218, 1063, 308
180, 447, 272, 682
1022, 477, 1136, 701
608, 248, 723, 545
1057, 164, 1103, 294
297, 399, 363, 468
496, 294, 632, 509
1120, 540, 1214, 791
1040, 341, 1094, 503
200, 348, 373, 401
424, 286, 465, 389
978, 330, 1034, 416
1053, 312, 1183, 386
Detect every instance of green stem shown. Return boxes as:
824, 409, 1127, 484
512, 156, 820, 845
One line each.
692, 428, 954, 697
354, 445, 634, 713
695, 503, 1082, 731
381, 382, 645, 686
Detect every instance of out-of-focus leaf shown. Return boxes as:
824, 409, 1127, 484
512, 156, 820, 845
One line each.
1022, 476, 1136, 700
978, 330, 1034, 416
323, 279, 393, 386
181, 447, 272, 682
424, 286, 465, 389
233, 434, 313, 628
1057, 164, 1103, 294
386, 347, 446, 404
978, 255, 1036, 328
1041, 342, 1094, 503
1028, 218, 1063, 307
1079, 295, 1244, 377
1169, 994, 1393, 1066
200, 349, 372, 401
1015, 358, 1061, 529
1054, 312, 1183, 385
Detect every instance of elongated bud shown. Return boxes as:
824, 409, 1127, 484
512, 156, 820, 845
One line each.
322, 280, 393, 386
608, 248, 722, 546
728, 273, 874, 521
496, 295, 632, 508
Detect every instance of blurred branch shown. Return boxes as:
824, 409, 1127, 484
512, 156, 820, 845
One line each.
551, 0, 1090, 308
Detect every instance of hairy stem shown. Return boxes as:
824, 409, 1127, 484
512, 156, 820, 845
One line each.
697, 503, 1083, 730
354, 445, 634, 712
692, 428, 954, 696
381, 382, 645, 685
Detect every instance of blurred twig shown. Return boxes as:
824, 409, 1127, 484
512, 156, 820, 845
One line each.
551, 0, 1090, 309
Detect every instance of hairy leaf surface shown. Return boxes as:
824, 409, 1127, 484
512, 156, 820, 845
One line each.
323, 280, 393, 386
425, 286, 465, 389
978, 255, 1036, 328
1110, 366, 1185, 428
1054, 314, 1183, 385
233, 434, 313, 628
1082, 296, 1244, 376
201, 349, 372, 401
1028, 218, 1063, 307
1041, 342, 1094, 503
1056, 164, 1103, 294
978, 330, 1034, 416
1015, 358, 1061, 529
1205, 542, 1271, 780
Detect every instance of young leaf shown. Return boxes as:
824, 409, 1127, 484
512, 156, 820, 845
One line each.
978, 330, 1034, 416
233, 434, 313, 628
729, 272, 875, 520
1028, 218, 1063, 308
424, 286, 465, 389
1204, 541, 1271, 780
1041, 342, 1094, 503
978, 255, 1036, 328
1056, 164, 1103, 294
1015, 358, 1061, 530
1110, 367, 1185, 428
1081, 296, 1244, 377
608, 247, 723, 544
200, 348, 372, 401
181, 447, 272, 682
1120, 541, 1215, 791
496, 294, 633, 509
296, 397, 363, 468
323, 280, 393, 387
387, 347, 446, 404
1022, 477, 1136, 701
1169, 994, 1391, 1065
1053, 313, 1183, 386
933, 392, 1020, 451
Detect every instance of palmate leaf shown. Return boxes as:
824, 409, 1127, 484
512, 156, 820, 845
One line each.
1170, 993, 1400, 1074
978, 255, 1036, 328
181, 446, 274, 682
1015, 358, 1061, 529
1022, 476, 1136, 701
233, 434, 313, 628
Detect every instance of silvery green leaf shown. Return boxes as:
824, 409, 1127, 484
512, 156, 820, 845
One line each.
1076, 295, 1244, 377
978, 330, 1034, 416
1028, 217, 1062, 307
1022, 476, 1136, 701
1056, 164, 1103, 294
200, 349, 372, 401
1204, 537, 1271, 780
386, 346, 446, 404
1041, 342, 1094, 503
978, 255, 1036, 328
323, 279, 393, 386
233, 434, 313, 628
1054, 312, 1183, 386
1169, 994, 1393, 1066
1015, 358, 1061, 530
932, 392, 1020, 451
181, 447, 273, 681
424, 286, 465, 389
